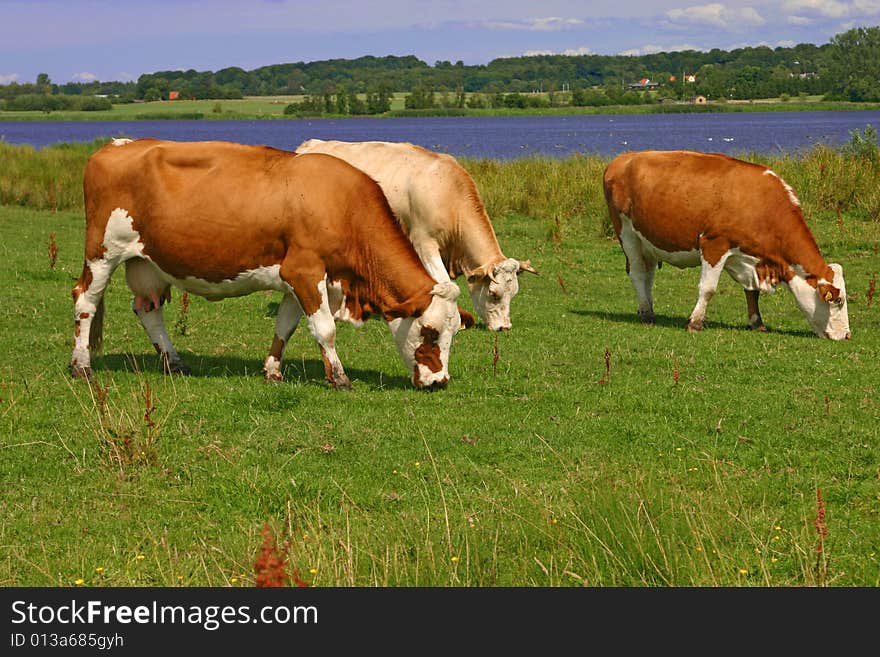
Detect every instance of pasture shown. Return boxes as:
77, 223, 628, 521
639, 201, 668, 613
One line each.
0, 141, 878, 586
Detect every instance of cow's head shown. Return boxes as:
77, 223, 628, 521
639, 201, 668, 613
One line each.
467, 258, 538, 331
386, 282, 461, 390
786, 263, 851, 340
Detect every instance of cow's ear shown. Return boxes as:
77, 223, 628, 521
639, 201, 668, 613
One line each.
817, 281, 840, 303
517, 259, 539, 275
467, 264, 493, 282
383, 292, 432, 320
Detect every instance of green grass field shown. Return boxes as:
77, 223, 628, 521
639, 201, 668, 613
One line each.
0, 146, 878, 587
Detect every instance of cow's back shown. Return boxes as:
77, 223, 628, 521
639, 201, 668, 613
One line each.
84, 139, 424, 283
296, 138, 502, 265
603, 150, 803, 255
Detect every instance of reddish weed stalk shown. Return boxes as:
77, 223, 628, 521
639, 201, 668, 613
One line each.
556, 274, 567, 294
867, 278, 876, 307
254, 523, 309, 588
672, 352, 680, 387
598, 347, 611, 384
48, 232, 58, 270
143, 381, 156, 430
814, 488, 828, 586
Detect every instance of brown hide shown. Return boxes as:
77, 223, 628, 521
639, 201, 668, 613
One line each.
603, 150, 834, 283
83, 139, 438, 318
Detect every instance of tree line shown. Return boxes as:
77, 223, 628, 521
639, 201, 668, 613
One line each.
1, 26, 878, 113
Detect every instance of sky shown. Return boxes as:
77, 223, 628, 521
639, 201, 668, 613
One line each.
1, 0, 879, 85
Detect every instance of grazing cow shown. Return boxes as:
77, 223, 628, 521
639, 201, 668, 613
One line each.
603, 150, 850, 340
70, 138, 462, 390
295, 139, 538, 331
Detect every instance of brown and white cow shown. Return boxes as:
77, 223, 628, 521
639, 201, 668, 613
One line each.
295, 139, 538, 331
70, 138, 462, 390
603, 150, 850, 340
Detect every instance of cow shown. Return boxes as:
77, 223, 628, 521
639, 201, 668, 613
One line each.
602, 150, 851, 340
69, 138, 462, 391
294, 139, 538, 331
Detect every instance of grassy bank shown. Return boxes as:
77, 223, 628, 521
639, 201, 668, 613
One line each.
1, 95, 879, 121
0, 145, 878, 587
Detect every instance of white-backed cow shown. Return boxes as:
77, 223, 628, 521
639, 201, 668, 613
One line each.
70, 138, 462, 390
295, 139, 538, 331
603, 150, 850, 340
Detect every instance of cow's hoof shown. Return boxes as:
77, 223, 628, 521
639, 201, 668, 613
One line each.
638, 311, 656, 324
749, 322, 769, 333
70, 363, 93, 380
162, 359, 191, 375
265, 371, 284, 383
687, 321, 704, 333
331, 375, 353, 391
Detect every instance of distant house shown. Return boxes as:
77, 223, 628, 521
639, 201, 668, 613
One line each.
168, 90, 180, 100
684, 74, 697, 83
628, 78, 660, 90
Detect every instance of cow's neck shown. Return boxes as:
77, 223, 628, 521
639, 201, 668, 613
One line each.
780, 214, 835, 283
346, 240, 437, 316
446, 204, 506, 279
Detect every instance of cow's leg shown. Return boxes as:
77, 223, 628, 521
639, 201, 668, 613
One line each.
688, 242, 731, 332
281, 268, 352, 391
415, 241, 474, 329
745, 289, 768, 331
306, 279, 351, 390
71, 259, 116, 379
263, 293, 304, 382
133, 304, 190, 374
124, 259, 190, 374
618, 233, 657, 323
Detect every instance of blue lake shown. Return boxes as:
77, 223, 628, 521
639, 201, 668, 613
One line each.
2, 110, 879, 159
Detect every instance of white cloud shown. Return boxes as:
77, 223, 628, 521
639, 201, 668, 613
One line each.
854, 0, 880, 13
72, 71, 99, 82
781, 0, 849, 18
0, 73, 20, 84
620, 43, 702, 56
523, 46, 593, 57
786, 15, 814, 24
482, 17, 584, 32
666, 3, 765, 28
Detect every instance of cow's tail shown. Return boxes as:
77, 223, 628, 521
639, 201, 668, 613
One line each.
89, 297, 105, 353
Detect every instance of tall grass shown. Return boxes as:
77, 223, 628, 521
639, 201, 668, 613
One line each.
3, 132, 878, 225
0, 139, 101, 210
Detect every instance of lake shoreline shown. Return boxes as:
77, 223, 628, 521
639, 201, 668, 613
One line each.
2, 99, 880, 122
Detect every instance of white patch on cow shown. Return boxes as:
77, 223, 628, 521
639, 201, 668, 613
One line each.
763, 169, 801, 207
620, 214, 701, 268
100, 209, 289, 300
112, 138, 133, 146
721, 248, 777, 293
264, 355, 282, 380
688, 252, 730, 328
387, 281, 460, 388
469, 258, 520, 331
327, 279, 364, 327
784, 262, 850, 340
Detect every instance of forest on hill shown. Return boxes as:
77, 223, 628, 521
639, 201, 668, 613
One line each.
1, 25, 878, 113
